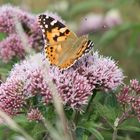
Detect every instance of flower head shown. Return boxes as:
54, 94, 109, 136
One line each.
27, 108, 44, 122
50, 68, 92, 109
0, 51, 124, 113
0, 78, 25, 116
117, 79, 140, 122
0, 5, 16, 34
9, 53, 52, 103
0, 4, 34, 34
0, 34, 25, 62
130, 79, 140, 93
0, 5, 45, 62
0, 5, 65, 63
104, 9, 122, 28
72, 52, 124, 91
132, 97, 140, 122
77, 10, 122, 35
78, 14, 104, 35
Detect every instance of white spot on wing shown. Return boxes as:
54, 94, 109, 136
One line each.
45, 24, 48, 28
40, 25, 43, 28
42, 29, 45, 32
50, 20, 57, 26
60, 28, 66, 33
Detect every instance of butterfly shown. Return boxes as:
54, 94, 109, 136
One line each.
38, 14, 94, 70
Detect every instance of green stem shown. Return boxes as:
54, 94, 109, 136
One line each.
73, 110, 80, 125
112, 127, 118, 140
73, 90, 97, 125
112, 109, 132, 140
85, 90, 97, 113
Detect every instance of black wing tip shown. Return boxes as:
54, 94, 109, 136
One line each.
83, 40, 94, 54
87, 40, 94, 48
38, 14, 56, 21
38, 14, 47, 22
38, 14, 47, 18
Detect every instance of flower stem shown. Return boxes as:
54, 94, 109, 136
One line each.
73, 90, 97, 125
112, 109, 132, 140
73, 110, 80, 125
85, 90, 97, 113
112, 127, 118, 140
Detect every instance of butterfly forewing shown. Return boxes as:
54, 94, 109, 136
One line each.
38, 15, 77, 45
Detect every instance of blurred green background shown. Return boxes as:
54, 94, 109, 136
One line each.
0, 0, 140, 81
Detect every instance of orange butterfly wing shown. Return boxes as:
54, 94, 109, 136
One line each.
38, 14, 94, 69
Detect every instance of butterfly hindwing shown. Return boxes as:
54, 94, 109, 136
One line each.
57, 35, 94, 69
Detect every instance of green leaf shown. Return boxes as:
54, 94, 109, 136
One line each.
98, 23, 140, 47
127, 31, 139, 56
0, 32, 6, 41
0, 67, 9, 76
78, 122, 104, 140
80, 121, 107, 130
0, 58, 20, 77
31, 123, 46, 139
68, 0, 131, 17
104, 92, 118, 108
118, 125, 140, 132
95, 102, 117, 124
69, 0, 110, 17
14, 115, 27, 124
82, 134, 88, 140
76, 128, 85, 140
88, 128, 104, 140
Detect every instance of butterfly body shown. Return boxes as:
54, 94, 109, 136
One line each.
38, 14, 94, 69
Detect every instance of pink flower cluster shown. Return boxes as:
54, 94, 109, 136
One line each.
0, 5, 63, 62
71, 52, 123, 91
0, 4, 43, 62
27, 108, 43, 122
0, 78, 25, 116
0, 34, 25, 62
0, 52, 124, 118
117, 79, 140, 122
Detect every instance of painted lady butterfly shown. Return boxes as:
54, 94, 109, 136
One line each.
38, 14, 94, 69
